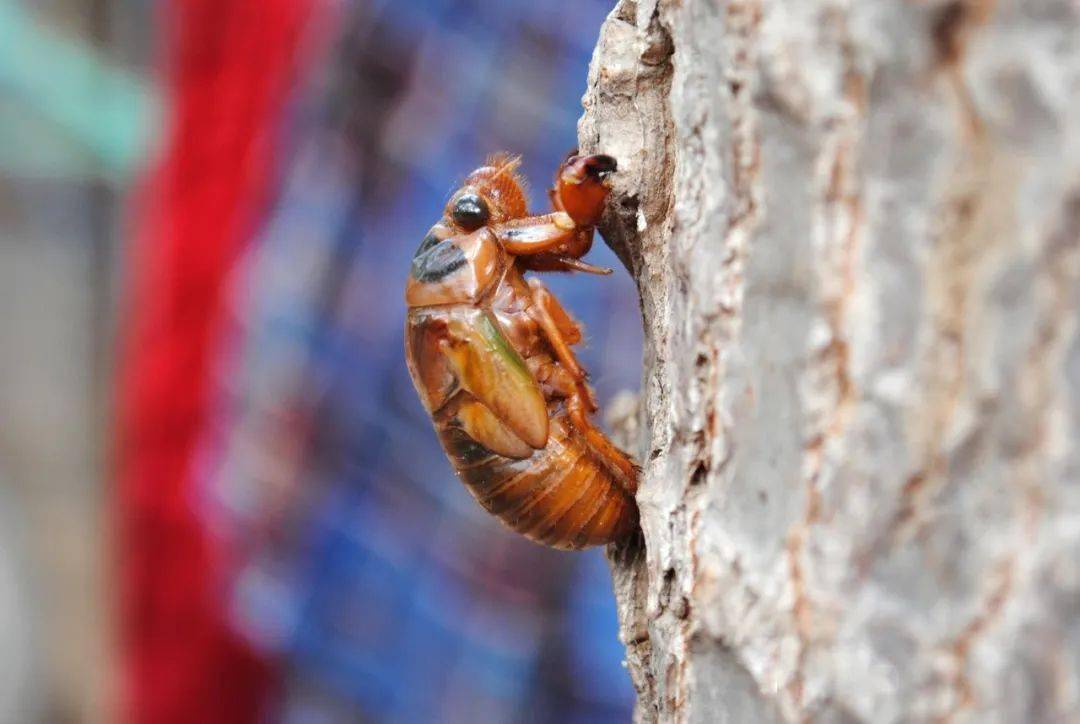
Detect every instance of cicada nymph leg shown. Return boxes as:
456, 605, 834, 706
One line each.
525, 352, 636, 497
552, 153, 616, 228
523, 279, 638, 497
566, 394, 640, 496
488, 154, 618, 275
491, 212, 612, 275
491, 211, 582, 256
546, 186, 563, 213
525, 278, 596, 411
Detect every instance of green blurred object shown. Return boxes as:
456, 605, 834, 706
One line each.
0, 0, 156, 182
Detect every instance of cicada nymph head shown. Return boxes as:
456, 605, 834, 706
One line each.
446, 153, 529, 229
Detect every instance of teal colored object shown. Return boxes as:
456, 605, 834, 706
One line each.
0, 0, 156, 181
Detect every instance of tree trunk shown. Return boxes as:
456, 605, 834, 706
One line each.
578, 1, 1080, 721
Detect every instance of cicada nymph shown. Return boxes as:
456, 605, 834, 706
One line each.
404, 152, 638, 549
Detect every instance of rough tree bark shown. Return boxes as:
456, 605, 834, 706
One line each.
578, 1, 1080, 721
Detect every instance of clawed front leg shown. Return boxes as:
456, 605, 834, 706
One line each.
492, 211, 584, 255
490, 153, 618, 275
490, 214, 613, 275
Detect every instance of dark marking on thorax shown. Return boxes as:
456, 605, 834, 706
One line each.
412, 232, 467, 283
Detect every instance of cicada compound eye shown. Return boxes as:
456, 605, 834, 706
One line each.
451, 191, 491, 231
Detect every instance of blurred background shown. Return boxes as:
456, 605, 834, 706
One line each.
0, 1, 643, 722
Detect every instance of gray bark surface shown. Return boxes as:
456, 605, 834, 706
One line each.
578, 1, 1080, 722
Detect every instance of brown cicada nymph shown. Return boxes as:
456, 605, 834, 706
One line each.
404, 152, 639, 549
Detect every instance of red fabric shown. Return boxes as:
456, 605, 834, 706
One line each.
117, 2, 318, 722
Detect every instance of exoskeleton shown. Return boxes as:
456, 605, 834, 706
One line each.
404, 152, 638, 549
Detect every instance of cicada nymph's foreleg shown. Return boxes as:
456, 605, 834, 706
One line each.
492, 211, 581, 254
490, 214, 612, 275
552, 153, 616, 228
546, 186, 563, 213
489, 154, 618, 275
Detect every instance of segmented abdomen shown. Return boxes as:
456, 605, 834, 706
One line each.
437, 408, 637, 549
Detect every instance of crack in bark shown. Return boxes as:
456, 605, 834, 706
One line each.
935, 206, 1079, 717
1013, 193, 1080, 536
888, 172, 980, 543
784, 7, 868, 717
937, 191, 1080, 721
878, 0, 996, 554
938, 559, 1015, 723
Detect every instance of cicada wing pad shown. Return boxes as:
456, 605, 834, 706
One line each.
439, 309, 549, 451
405, 314, 457, 413
455, 397, 534, 460
407, 307, 550, 456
